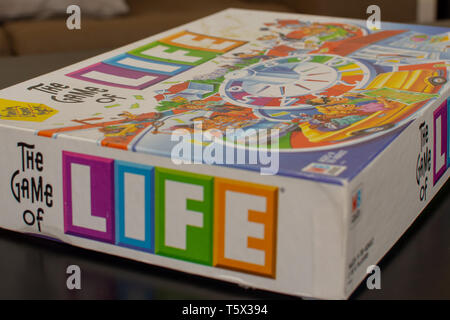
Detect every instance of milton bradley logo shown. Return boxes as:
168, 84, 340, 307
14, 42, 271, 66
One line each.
351, 186, 362, 227
433, 99, 450, 185
302, 162, 346, 176
62, 151, 278, 278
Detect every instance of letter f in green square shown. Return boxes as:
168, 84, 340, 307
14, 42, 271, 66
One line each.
155, 167, 213, 265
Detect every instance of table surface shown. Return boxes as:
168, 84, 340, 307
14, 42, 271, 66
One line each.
0, 50, 449, 300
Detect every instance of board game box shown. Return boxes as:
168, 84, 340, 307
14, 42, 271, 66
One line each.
0, 8, 449, 299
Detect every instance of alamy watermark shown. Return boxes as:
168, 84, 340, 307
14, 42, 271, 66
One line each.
366, 265, 381, 290
66, 264, 81, 290
170, 123, 280, 175
66, 5, 81, 30
366, 5, 381, 31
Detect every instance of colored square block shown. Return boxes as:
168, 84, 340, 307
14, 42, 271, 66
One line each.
213, 177, 278, 278
66, 62, 169, 90
160, 30, 247, 53
63, 151, 115, 243
115, 160, 154, 253
104, 54, 192, 76
154, 167, 214, 265
447, 98, 450, 169
433, 100, 448, 185
129, 41, 219, 66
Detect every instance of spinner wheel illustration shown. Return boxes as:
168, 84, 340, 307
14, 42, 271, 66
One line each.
220, 54, 371, 109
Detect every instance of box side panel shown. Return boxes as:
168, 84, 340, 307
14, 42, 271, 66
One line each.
0, 126, 347, 299
311, 181, 348, 299
344, 93, 450, 297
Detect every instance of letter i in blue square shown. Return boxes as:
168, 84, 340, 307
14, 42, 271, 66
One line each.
115, 160, 154, 253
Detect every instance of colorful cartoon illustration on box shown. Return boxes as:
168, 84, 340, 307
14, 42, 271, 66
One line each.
37, 18, 449, 154
0, 98, 58, 122
383, 31, 450, 54
258, 20, 367, 51
349, 45, 445, 66
220, 54, 371, 109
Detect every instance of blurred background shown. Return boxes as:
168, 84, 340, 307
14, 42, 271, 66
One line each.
0, 0, 449, 57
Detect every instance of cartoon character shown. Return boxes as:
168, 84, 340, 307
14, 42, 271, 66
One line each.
276, 22, 364, 49
298, 62, 448, 143
99, 123, 146, 137
306, 95, 359, 105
